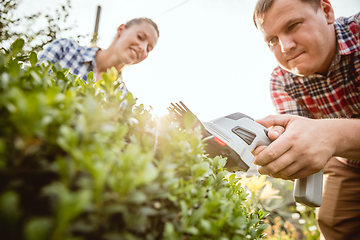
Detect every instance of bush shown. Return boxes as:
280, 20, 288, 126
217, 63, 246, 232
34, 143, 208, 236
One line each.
0, 39, 268, 240
239, 174, 320, 240
0, 0, 86, 56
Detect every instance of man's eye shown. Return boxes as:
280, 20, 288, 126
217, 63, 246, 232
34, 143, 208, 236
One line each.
288, 22, 300, 30
268, 37, 278, 47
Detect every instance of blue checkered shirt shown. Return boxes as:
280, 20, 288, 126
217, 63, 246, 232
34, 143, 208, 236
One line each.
38, 38, 99, 82
38, 38, 128, 95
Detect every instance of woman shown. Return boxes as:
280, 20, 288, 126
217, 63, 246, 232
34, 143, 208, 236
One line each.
38, 17, 159, 82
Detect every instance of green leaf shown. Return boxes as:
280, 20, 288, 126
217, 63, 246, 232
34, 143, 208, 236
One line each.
0, 54, 5, 67
87, 71, 94, 82
191, 161, 212, 177
189, 208, 206, 225
57, 71, 66, 81
54, 62, 63, 72
199, 219, 211, 232
0, 191, 22, 223
184, 226, 199, 235
141, 162, 158, 183
30, 70, 42, 84
8, 60, 21, 77
164, 222, 175, 237
29, 51, 37, 66
256, 223, 269, 235
184, 112, 198, 130
126, 191, 147, 204
180, 200, 188, 218
24, 218, 53, 240
11, 38, 25, 55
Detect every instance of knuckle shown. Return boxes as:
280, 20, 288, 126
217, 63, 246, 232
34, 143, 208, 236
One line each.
267, 148, 277, 160
267, 162, 278, 174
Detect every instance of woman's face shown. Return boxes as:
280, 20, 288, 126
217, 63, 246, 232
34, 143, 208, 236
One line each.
115, 21, 158, 65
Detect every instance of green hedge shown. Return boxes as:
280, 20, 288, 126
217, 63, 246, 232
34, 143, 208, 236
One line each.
0, 39, 268, 240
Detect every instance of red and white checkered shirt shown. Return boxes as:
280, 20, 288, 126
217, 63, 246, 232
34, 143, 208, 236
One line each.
270, 12, 360, 167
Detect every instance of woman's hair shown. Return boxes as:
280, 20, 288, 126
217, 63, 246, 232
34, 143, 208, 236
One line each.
253, 0, 320, 29
125, 17, 160, 37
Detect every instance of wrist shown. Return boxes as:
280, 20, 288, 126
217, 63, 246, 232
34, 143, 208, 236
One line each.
328, 119, 360, 160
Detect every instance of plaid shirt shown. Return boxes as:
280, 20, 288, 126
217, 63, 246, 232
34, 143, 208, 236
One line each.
38, 38, 128, 95
270, 12, 360, 167
38, 38, 99, 82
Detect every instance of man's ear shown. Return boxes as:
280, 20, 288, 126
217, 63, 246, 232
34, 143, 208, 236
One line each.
117, 24, 126, 37
321, 0, 335, 24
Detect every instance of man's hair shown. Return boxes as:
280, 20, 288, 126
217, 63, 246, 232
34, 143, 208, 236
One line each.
125, 18, 160, 37
253, 0, 320, 29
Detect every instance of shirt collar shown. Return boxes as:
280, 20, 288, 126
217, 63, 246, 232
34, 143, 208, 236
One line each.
81, 46, 99, 63
80, 46, 99, 75
291, 18, 359, 80
334, 17, 360, 55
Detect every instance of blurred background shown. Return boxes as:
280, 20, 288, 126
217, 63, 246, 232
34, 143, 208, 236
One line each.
13, 0, 360, 121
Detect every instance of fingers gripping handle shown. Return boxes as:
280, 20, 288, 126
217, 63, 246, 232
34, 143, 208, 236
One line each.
253, 120, 323, 207
294, 170, 323, 207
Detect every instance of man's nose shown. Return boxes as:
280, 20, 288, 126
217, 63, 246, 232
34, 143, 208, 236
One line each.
279, 35, 296, 53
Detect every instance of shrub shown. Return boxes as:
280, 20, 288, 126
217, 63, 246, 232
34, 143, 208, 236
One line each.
0, 39, 268, 240
0, 0, 86, 56
239, 174, 320, 240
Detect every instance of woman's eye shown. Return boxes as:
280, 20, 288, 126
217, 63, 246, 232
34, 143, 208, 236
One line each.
138, 34, 143, 40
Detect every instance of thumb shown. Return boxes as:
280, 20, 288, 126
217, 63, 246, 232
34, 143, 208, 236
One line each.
267, 125, 285, 140
256, 114, 293, 128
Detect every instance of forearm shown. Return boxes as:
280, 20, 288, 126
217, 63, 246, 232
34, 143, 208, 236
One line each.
329, 118, 360, 161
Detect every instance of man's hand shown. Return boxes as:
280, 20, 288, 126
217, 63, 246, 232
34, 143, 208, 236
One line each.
252, 115, 336, 180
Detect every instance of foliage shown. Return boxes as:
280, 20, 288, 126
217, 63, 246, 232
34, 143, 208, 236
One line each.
238, 174, 285, 225
291, 204, 320, 240
239, 174, 321, 240
0, 0, 86, 57
263, 216, 298, 240
0, 38, 268, 239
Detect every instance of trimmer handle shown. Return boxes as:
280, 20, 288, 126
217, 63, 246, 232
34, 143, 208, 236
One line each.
294, 170, 323, 207
251, 119, 323, 207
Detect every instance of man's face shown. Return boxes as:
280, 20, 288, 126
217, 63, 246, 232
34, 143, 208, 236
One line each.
260, 0, 335, 76
115, 21, 158, 65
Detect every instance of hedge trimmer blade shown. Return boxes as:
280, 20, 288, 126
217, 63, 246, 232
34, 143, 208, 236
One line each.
167, 101, 206, 133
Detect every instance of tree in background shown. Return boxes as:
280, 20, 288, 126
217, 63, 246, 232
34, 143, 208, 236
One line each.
0, 0, 87, 55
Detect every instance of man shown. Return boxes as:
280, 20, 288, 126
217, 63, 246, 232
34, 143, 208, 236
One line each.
251, 0, 360, 239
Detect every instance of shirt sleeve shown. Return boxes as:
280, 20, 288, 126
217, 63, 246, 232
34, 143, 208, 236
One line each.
270, 71, 312, 118
37, 38, 69, 65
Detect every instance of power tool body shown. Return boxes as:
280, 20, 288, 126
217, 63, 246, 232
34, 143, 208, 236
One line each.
169, 102, 323, 207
